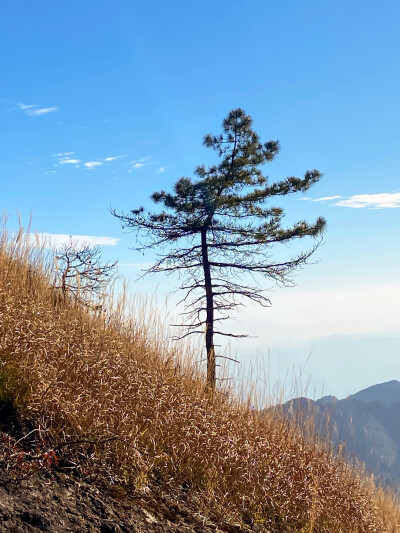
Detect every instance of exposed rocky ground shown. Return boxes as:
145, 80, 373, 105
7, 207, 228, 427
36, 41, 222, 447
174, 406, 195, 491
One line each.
0, 468, 227, 533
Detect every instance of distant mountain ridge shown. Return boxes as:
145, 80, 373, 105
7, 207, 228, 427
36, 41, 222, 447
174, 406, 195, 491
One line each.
351, 380, 400, 406
278, 380, 400, 488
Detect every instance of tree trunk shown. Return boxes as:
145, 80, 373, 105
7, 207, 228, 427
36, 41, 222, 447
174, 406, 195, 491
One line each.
201, 229, 216, 390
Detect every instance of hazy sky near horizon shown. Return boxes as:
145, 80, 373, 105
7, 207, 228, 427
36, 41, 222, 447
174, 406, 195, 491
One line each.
1, 1, 399, 397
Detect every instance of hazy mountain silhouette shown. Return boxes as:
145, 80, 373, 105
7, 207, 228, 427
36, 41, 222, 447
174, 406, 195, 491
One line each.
278, 380, 400, 488
351, 380, 400, 406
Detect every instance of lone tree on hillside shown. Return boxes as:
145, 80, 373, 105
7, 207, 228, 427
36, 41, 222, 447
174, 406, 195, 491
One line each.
112, 109, 326, 389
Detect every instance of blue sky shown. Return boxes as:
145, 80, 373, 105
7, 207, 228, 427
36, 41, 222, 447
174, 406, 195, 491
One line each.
1, 1, 400, 398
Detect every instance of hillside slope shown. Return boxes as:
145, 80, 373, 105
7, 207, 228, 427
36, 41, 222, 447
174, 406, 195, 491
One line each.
0, 229, 399, 532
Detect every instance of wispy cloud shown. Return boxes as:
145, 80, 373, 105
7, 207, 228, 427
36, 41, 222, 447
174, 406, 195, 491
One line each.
156, 166, 165, 174
54, 153, 81, 167
60, 159, 81, 165
334, 192, 400, 209
84, 161, 102, 169
105, 155, 125, 161
51, 152, 126, 172
50, 152, 154, 175
312, 195, 342, 202
302, 192, 400, 209
30, 107, 58, 116
129, 156, 150, 170
18, 103, 58, 116
30, 233, 119, 249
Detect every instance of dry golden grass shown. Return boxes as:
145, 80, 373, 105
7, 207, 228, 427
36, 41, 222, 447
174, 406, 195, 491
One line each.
0, 224, 399, 532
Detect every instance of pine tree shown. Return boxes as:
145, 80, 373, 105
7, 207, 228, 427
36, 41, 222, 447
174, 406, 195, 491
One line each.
112, 109, 326, 389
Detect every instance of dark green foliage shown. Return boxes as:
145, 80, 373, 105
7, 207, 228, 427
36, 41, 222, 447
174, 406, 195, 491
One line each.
113, 109, 326, 388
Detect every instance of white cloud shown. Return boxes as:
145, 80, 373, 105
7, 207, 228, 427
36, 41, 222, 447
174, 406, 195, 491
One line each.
129, 156, 151, 170
334, 192, 400, 209
156, 166, 165, 174
105, 155, 125, 161
30, 233, 120, 249
18, 103, 58, 116
49, 152, 137, 173
84, 161, 102, 169
18, 103, 36, 111
54, 153, 81, 166
30, 107, 58, 116
312, 195, 342, 202
60, 159, 81, 165
303, 192, 400, 209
